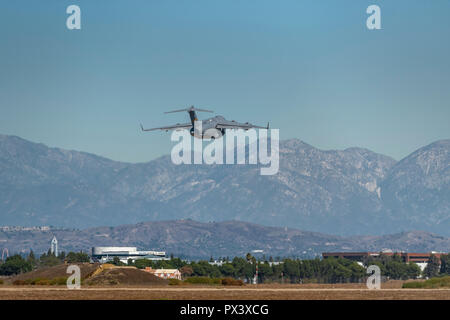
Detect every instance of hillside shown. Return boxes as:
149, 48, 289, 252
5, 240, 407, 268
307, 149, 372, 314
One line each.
0, 134, 448, 235
1, 220, 448, 259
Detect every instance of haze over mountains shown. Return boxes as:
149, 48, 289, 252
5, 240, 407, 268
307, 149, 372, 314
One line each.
2, 220, 449, 259
0, 134, 448, 236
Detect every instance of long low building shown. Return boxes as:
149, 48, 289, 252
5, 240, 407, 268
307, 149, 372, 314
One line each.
322, 251, 446, 264
91, 246, 166, 264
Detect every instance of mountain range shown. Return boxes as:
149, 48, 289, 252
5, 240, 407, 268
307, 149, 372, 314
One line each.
0, 134, 448, 236
1, 220, 449, 259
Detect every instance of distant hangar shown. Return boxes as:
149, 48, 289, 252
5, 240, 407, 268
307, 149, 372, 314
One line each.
92, 246, 166, 264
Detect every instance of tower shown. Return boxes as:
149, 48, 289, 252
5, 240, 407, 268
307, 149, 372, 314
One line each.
1, 248, 8, 261
50, 236, 58, 257
253, 262, 259, 284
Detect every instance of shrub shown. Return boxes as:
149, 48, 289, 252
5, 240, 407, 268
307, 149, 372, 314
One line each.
168, 278, 184, 285
12, 280, 26, 285
35, 279, 51, 285
184, 277, 221, 285
50, 277, 68, 285
221, 277, 244, 286
0, 279, 4, 285
402, 281, 425, 289
403, 276, 450, 289
22, 278, 46, 285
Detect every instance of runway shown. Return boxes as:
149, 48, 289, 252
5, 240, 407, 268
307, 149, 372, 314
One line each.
0, 286, 449, 300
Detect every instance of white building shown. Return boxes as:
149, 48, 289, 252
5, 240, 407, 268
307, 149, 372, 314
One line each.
144, 267, 182, 280
91, 246, 166, 264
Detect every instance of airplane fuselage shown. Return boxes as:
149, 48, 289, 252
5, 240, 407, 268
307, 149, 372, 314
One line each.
140, 106, 265, 138
190, 116, 226, 139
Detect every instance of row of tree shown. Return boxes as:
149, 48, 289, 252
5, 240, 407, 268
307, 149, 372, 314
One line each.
423, 254, 450, 278
128, 255, 368, 283
2, 250, 449, 282
129, 253, 450, 283
362, 254, 421, 280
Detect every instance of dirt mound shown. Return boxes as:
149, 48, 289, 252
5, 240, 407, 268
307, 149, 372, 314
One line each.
7, 263, 167, 287
10, 263, 100, 283
85, 267, 168, 286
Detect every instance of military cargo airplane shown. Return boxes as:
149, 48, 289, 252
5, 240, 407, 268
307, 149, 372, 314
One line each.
140, 106, 269, 139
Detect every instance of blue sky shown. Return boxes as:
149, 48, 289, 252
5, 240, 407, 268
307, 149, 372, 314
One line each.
1, 0, 449, 162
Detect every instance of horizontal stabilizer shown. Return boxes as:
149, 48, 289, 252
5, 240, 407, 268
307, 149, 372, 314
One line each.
164, 106, 214, 114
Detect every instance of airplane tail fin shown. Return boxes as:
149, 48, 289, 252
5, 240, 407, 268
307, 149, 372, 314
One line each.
164, 106, 214, 125
164, 106, 214, 114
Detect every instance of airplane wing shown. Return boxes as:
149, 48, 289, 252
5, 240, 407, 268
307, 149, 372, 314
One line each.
140, 122, 192, 132
216, 120, 269, 130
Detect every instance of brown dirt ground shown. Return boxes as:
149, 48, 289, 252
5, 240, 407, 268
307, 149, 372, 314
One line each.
6, 264, 168, 287
2, 266, 447, 300
0, 281, 448, 300
7, 263, 101, 283
85, 267, 168, 286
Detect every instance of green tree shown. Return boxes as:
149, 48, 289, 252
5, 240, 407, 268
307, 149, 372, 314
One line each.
134, 258, 153, 269
440, 254, 450, 275
364, 254, 420, 280
231, 257, 248, 279
0, 255, 32, 275
110, 256, 125, 266
191, 262, 206, 276
198, 260, 221, 278
258, 262, 273, 283
27, 250, 37, 267
219, 263, 235, 277
180, 265, 193, 278
243, 262, 254, 282
283, 259, 300, 283
385, 260, 407, 279
59, 251, 66, 261
65, 251, 90, 263
169, 258, 186, 269
405, 262, 421, 279
424, 255, 440, 278
272, 263, 284, 283
300, 260, 314, 279
392, 253, 403, 263
39, 252, 61, 267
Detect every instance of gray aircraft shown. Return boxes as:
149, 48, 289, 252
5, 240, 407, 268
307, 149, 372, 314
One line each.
140, 106, 269, 139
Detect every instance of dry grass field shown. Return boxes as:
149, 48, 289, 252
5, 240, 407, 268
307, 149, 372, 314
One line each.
0, 282, 449, 300
1, 264, 448, 300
